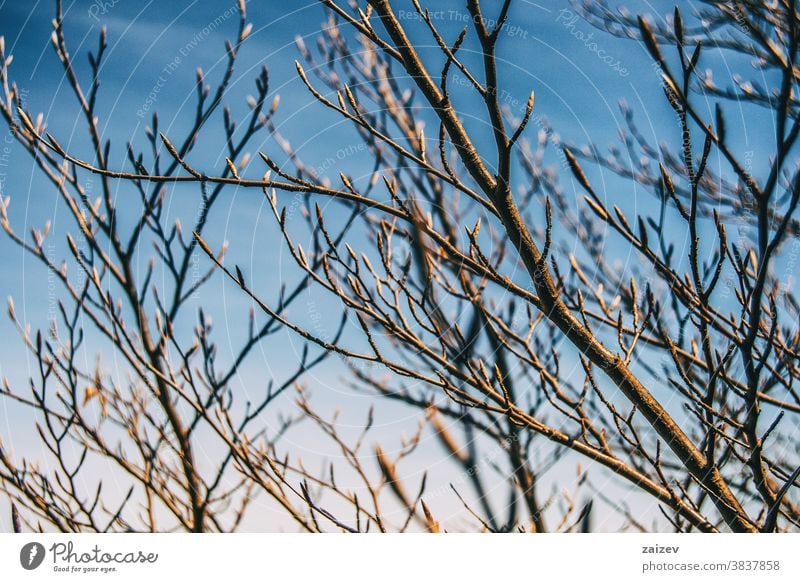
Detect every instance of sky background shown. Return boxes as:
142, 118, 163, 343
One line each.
0, 0, 777, 531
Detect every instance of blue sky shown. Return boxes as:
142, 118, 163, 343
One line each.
0, 0, 778, 531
